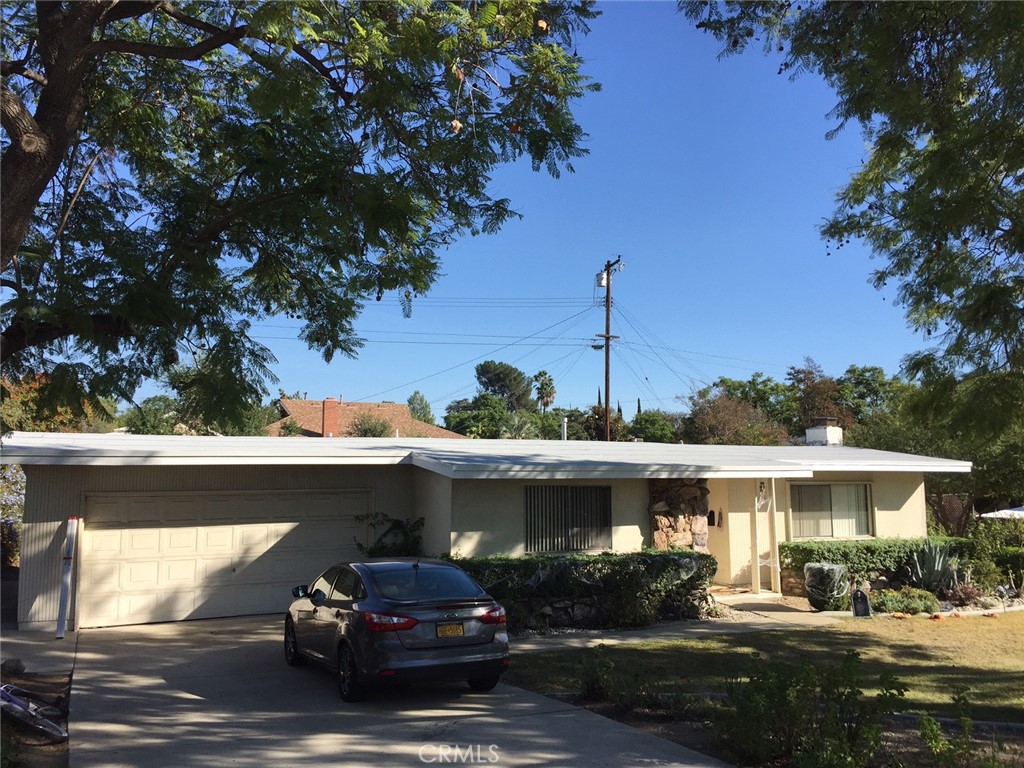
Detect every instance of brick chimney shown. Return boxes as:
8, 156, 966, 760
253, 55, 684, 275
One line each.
322, 397, 339, 438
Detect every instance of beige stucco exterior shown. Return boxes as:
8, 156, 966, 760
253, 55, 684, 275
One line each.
449, 478, 648, 557
707, 472, 929, 586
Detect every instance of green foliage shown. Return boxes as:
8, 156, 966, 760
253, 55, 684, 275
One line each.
781, 537, 970, 585
0, 475, 20, 564
348, 412, 393, 437
918, 689, 1018, 768
717, 650, 907, 768
682, 1, 1024, 439
908, 540, 956, 594
444, 393, 509, 438
803, 563, 850, 611
870, 587, 940, 616
277, 418, 303, 437
448, 550, 717, 632
474, 361, 536, 412
967, 519, 1024, 588
2, 1, 599, 423
628, 410, 678, 443
499, 410, 540, 439
406, 391, 435, 425
533, 371, 556, 413
576, 644, 615, 701
995, 548, 1024, 579
353, 513, 424, 557
580, 404, 630, 442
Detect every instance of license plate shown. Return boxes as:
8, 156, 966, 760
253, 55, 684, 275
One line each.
436, 622, 464, 638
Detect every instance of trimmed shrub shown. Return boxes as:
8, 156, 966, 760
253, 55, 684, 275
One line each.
780, 537, 971, 587
448, 550, 717, 633
870, 587, 939, 615
995, 547, 1024, 580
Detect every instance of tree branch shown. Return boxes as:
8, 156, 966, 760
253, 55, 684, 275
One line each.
84, 22, 250, 61
1, 59, 48, 86
0, 313, 136, 364
0, 81, 45, 151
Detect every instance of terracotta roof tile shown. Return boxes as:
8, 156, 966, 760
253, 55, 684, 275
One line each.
267, 399, 466, 439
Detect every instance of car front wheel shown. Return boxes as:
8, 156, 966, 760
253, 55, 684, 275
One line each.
337, 644, 367, 702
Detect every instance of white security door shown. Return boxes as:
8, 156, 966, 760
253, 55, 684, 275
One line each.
79, 491, 369, 627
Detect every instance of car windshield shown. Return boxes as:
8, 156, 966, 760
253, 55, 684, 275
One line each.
372, 567, 484, 601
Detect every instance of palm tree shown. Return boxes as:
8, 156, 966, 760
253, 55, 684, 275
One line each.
533, 371, 556, 413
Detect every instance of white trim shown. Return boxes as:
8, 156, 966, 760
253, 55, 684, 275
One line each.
0, 432, 973, 479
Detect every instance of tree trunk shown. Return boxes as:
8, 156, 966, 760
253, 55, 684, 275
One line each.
1, 3, 104, 271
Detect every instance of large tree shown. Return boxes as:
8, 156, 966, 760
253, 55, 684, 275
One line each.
1, 1, 598, 425
474, 359, 536, 411
682, 1, 1024, 435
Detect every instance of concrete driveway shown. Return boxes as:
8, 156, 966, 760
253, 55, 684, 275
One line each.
63, 615, 730, 768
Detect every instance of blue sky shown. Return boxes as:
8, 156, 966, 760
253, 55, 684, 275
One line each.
207, 2, 927, 419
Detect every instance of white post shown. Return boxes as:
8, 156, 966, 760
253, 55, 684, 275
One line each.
56, 516, 79, 639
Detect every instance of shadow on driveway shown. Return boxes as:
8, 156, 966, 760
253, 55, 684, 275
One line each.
70, 615, 731, 768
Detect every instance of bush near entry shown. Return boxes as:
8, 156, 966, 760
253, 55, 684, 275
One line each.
447, 550, 717, 633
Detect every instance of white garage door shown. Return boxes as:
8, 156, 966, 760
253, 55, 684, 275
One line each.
79, 490, 369, 627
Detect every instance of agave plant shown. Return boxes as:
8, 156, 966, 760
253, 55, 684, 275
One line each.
908, 540, 955, 594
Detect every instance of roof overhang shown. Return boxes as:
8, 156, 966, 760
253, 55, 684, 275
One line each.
0, 433, 973, 479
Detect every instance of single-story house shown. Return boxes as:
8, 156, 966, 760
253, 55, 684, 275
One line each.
266, 397, 466, 439
0, 430, 970, 630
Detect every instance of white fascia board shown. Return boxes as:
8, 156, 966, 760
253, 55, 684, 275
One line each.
409, 454, 812, 480
792, 460, 973, 474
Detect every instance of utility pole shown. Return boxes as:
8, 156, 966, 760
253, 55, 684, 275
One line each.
596, 256, 622, 441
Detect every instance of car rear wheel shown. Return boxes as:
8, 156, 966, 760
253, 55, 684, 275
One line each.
337, 644, 367, 702
284, 617, 305, 667
467, 674, 500, 692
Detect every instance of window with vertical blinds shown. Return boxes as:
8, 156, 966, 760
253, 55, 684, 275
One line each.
524, 485, 612, 553
791, 483, 871, 538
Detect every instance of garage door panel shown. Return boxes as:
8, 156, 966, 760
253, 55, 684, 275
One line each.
163, 559, 199, 585
124, 500, 162, 525
164, 528, 198, 555
200, 527, 234, 553
122, 560, 160, 591
123, 529, 160, 557
83, 529, 122, 557
82, 491, 370, 627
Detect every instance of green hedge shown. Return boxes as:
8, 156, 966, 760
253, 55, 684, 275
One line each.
447, 550, 717, 632
995, 547, 1024, 578
779, 537, 971, 584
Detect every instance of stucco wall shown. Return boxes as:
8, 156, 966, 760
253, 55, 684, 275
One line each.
449, 478, 648, 557
792, 471, 926, 539
413, 467, 453, 556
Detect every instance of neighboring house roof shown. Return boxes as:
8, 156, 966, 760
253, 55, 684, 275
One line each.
2, 433, 972, 479
266, 398, 465, 440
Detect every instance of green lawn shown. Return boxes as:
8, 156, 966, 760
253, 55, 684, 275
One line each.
505, 611, 1024, 722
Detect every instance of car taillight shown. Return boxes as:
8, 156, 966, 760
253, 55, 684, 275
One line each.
479, 606, 506, 625
363, 611, 419, 632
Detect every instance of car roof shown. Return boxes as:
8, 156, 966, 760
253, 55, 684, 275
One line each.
350, 558, 462, 574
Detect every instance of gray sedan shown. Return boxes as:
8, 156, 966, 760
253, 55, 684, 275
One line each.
284, 558, 510, 701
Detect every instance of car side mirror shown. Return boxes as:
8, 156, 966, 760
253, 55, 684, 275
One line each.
292, 585, 308, 599
310, 589, 327, 607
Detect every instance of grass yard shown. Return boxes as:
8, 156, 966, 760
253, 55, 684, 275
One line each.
505, 611, 1024, 722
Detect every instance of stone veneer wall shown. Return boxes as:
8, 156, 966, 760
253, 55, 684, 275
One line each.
648, 478, 710, 553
